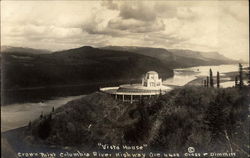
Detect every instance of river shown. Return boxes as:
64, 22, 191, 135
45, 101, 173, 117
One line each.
1, 64, 246, 132
163, 64, 246, 87
1, 95, 85, 132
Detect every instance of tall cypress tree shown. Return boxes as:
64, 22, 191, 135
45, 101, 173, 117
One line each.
40, 112, 43, 119
206, 76, 209, 87
28, 121, 32, 129
235, 76, 238, 87
239, 63, 243, 88
217, 71, 220, 88
210, 69, 214, 87
248, 66, 250, 87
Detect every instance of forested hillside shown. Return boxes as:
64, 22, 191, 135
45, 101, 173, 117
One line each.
2, 45, 240, 105
27, 86, 249, 157
2, 46, 173, 90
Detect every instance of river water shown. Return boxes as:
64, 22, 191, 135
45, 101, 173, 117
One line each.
163, 64, 245, 87
1, 95, 85, 132
1, 64, 246, 132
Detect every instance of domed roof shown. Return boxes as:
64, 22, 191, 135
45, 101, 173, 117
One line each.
146, 71, 158, 74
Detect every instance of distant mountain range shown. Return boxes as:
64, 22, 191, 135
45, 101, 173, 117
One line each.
101, 46, 237, 65
1, 45, 242, 104
2, 45, 239, 87
1, 46, 51, 54
1, 45, 237, 63
1, 46, 169, 90
1, 45, 239, 89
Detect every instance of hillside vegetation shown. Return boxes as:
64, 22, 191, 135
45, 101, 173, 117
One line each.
102, 46, 238, 66
1, 46, 51, 54
2, 46, 173, 90
2, 46, 240, 105
26, 86, 249, 157
2, 46, 239, 90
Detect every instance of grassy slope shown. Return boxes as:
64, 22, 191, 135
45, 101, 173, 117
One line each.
26, 86, 249, 157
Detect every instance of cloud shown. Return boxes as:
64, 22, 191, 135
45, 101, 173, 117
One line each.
101, 1, 158, 21
108, 18, 165, 33
176, 7, 197, 20
153, 3, 177, 18
1, 1, 249, 60
81, 11, 123, 36
223, 5, 249, 24
119, 2, 156, 21
101, 0, 118, 10
103, 1, 197, 21
83, 1, 165, 35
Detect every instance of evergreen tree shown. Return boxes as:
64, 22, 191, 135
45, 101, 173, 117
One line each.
206, 90, 228, 144
235, 76, 238, 87
48, 113, 52, 120
40, 112, 43, 119
204, 80, 207, 87
209, 69, 214, 87
159, 89, 162, 96
239, 63, 243, 88
217, 71, 220, 88
28, 121, 32, 129
248, 66, 250, 87
206, 76, 209, 87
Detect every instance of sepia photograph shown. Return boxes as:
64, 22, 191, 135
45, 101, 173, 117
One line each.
1, 0, 249, 158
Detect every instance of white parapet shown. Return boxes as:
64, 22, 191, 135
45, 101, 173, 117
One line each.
100, 85, 171, 96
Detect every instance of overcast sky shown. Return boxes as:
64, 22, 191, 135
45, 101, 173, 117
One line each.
1, 0, 249, 60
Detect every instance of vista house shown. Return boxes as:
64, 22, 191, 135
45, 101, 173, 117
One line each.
100, 71, 171, 103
